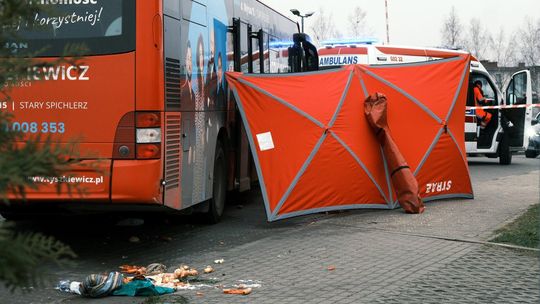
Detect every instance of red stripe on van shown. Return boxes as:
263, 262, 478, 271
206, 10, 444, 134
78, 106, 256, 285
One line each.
465, 116, 476, 123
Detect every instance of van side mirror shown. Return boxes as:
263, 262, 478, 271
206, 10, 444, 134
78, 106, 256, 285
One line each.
532, 119, 539, 126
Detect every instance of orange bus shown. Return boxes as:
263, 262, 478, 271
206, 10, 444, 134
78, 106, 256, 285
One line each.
2, 0, 315, 222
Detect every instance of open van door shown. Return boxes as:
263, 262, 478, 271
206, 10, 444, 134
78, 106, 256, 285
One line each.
504, 70, 533, 150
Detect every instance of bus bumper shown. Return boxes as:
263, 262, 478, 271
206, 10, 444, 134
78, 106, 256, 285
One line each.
5, 159, 163, 205
110, 159, 162, 204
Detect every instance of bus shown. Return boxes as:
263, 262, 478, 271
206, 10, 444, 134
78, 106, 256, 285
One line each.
317, 41, 535, 165
1, 0, 317, 221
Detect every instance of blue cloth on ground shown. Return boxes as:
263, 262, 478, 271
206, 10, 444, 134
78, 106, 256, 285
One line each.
112, 278, 175, 296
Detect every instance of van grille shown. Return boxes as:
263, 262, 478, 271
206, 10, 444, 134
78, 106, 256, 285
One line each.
165, 113, 181, 190
165, 57, 181, 110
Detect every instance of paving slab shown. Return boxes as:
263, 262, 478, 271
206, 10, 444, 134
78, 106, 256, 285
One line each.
1, 156, 538, 304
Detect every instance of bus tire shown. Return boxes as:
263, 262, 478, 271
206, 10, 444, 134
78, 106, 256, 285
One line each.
0, 212, 24, 221
498, 133, 512, 165
0, 211, 40, 221
204, 141, 227, 224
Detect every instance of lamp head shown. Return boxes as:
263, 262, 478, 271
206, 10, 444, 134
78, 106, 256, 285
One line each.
290, 9, 300, 16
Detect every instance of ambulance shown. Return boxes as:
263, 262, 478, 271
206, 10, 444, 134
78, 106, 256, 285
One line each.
318, 40, 536, 164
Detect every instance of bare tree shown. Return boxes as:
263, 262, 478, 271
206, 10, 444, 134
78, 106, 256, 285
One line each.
491, 27, 519, 67
504, 32, 520, 67
347, 6, 370, 38
517, 17, 540, 66
440, 6, 464, 48
466, 18, 492, 60
308, 7, 340, 43
491, 28, 508, 65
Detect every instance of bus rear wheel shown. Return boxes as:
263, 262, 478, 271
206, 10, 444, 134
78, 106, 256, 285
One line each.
0, 212, 29, 221
203, 141, 227, 224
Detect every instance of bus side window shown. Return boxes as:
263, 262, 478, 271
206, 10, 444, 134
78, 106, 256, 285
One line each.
268, 35, 285, 73
263, 32, 270, 73
254, 30, 270, 74
182, 0, 207, 26
164, 0, 181, 19
240, 22, 249, 73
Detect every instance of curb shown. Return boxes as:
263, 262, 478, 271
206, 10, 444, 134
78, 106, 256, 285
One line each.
328, 222, 540, 252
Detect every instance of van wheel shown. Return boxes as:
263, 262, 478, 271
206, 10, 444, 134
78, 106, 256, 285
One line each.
499, 133, 512, 165
203, 141, 227, 224
525, 150, 539, 158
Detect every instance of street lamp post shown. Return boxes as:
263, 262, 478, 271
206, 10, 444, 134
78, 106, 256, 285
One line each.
290, 9, 314, 33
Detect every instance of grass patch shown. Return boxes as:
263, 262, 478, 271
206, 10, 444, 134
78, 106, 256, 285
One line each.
491, 204, 539, 248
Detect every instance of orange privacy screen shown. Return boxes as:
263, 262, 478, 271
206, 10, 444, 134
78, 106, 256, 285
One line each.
226, 55, 473, 221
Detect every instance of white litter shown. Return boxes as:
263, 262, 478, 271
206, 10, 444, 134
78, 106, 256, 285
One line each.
175, 284, 213, 290
235, 280, 262, 289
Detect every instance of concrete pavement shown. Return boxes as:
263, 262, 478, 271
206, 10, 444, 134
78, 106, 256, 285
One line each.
1, 155, 539, 303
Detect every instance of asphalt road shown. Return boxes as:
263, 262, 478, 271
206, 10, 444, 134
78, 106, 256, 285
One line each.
1, 155, 538, 303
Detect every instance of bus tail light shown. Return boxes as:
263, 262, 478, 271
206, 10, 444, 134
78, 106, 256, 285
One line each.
136, 112, 161, 128
136, 128, 161, 143
136, 143, 161, 159
113, 111, 162, 160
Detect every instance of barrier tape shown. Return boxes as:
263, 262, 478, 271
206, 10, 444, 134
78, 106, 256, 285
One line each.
466, 104, 540, 110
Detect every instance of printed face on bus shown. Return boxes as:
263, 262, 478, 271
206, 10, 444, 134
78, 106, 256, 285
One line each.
197, 35, 204, 74
209, 29, 215, 62
186, 42, 192, 81
217, 53, 223, 86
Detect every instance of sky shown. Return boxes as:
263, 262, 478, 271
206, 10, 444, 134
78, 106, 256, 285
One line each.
261, 0, 540, 47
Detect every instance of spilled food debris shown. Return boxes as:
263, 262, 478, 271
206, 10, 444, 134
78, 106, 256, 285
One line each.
204, 266, 214, 274
128, 236, 140, 243
223, 287, 252, 295
57, 260, 261, 299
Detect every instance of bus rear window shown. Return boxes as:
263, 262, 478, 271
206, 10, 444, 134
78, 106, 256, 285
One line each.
5, 0, 135, 56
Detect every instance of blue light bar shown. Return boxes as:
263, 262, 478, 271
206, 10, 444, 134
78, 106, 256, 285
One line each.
321, 38, 379, 46
269, 41, 294, 48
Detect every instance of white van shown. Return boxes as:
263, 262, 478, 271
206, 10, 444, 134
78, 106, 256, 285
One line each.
318, 42, 535, 164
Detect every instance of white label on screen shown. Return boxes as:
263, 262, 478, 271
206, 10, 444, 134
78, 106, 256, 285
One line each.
256, 132, 275, 151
